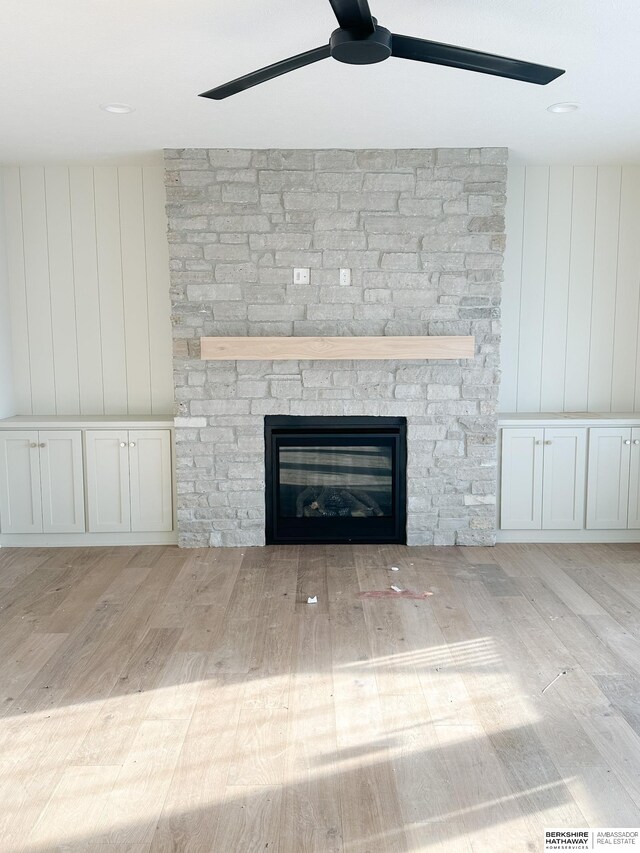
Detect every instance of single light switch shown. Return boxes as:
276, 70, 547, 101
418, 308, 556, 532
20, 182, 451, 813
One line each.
293, 268, 310, 284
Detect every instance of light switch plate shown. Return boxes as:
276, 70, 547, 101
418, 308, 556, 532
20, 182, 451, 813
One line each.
293, 268, 310, 284
339, 268, 351, 286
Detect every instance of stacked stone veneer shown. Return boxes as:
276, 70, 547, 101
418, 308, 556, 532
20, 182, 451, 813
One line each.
166, 147, 507, 547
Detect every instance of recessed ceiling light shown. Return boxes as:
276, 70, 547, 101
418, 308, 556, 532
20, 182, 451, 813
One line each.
100, 103, 135, 114
546, 102, 579, 114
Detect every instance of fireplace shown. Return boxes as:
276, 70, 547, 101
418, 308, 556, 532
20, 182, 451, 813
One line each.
264, 416, 407, 545
168, 147, 506, 548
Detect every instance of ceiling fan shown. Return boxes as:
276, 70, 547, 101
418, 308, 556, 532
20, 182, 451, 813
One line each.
199, 0, 564, 100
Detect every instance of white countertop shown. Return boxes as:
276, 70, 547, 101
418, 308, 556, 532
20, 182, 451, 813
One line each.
0, 414, 174, 429
499, 412, 640, 426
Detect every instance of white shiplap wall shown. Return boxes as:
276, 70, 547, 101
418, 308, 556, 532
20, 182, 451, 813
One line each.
2, 165, 173, 416
0, 172, 15, 418
501, 165, 640, 412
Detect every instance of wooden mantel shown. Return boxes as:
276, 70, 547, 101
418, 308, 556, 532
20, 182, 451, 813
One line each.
200, 335, 475, 361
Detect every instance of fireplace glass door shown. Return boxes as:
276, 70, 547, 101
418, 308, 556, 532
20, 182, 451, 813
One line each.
265, 417, 406, 544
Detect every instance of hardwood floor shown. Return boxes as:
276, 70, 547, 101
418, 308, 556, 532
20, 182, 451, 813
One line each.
0, 542, 639, 852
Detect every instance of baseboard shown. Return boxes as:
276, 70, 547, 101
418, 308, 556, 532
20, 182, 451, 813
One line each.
497, 529, 640, 543
0, 531, 178, 547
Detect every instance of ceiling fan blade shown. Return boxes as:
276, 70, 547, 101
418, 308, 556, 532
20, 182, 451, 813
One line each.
328, 0, 375, 33
391, 34, 565, 85
199, 44, 331, 100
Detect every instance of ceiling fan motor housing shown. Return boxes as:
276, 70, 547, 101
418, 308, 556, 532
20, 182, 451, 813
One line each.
330, 24, 392, 64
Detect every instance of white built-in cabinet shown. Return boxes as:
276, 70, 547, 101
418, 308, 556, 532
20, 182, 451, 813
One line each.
628, 430, 640, 530
85, 431, 131, 533
128, 430, 173, 533
586, 427, 640, 530
542, 428, 587, 530
0, 416, 175, 545
499, 414, 640, 542
500, 428, 543, 529
85, 429, 173, 533
0, 430, 84, 534
500, 427, 585, 531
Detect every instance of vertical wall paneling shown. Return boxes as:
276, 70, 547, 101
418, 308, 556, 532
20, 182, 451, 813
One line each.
587, 167, 622, 411
93, 167, 128, 414
502, 165, 640, 414
540, 167, 573, 410
564, 167, 597, 411
118, 167, 151, 414
632, 171, 640, 411
613, 166, 640, 410
1, 165, 172, 416
6, 157, 638, 419
69, 167, 105, 414
143, 167, 174, 415
20, 167, 56, 414
500, 166, 525, 412
0, 172, 15, 418
2, 168, 30, 414
45, 166, 81, 414
516, 166, 549, 411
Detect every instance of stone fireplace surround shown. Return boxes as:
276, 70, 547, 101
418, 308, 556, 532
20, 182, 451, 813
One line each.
166, 147, 506, 548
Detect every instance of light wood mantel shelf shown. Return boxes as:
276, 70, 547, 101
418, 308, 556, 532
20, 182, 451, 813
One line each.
200, 335, 475, 361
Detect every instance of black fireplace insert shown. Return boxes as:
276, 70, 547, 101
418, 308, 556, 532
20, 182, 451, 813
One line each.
264, 416, 407, 545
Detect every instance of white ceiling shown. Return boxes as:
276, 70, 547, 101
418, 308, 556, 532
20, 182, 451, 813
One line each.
1, 0, 639, 164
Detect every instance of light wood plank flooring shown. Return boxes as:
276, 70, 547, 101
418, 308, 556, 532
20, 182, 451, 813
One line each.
0, 543, 639, 852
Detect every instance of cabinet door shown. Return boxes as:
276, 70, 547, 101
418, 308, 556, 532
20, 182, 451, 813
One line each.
85, 430, 131, 532
128, 430, 173, 532
0, 431, 42, 533
542, 428, 587, 530
39, 431, 85, 533
586, 428, 631, 529
627, 427, 640, 529
500, 428, 544, 529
